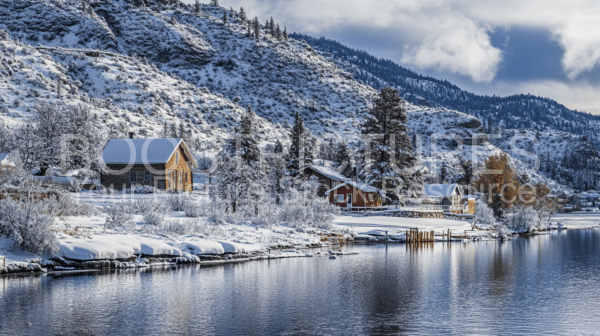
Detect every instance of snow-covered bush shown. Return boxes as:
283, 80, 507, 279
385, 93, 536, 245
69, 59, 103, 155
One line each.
133, 197, 166, 215
142, 211, 165, 226
277, 181, 340, 229
0, 198, 58, 255
140, 218, 206, 236
475, 197, 496, 227
504, 205, 546, 233
167, 193, 194, 211
47, 193, 97, 217
104, 202, 135, 230
183, 199, 206, 218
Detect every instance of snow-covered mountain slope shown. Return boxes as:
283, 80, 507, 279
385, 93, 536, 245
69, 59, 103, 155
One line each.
294, 34, 600, 146
0, 0, 377, 141
0, 34, 285, 147
0, 0, 593, 192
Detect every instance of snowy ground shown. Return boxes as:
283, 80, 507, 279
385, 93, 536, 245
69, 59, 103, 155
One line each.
0, 190, 327, 269
2, 189, 600, 272
552, 212, 600, 229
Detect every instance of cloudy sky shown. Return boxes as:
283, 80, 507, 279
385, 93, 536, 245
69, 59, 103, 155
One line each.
188, 0, 600, 114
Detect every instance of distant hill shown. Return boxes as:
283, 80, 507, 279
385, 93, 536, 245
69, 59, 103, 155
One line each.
291, 34, 600, 145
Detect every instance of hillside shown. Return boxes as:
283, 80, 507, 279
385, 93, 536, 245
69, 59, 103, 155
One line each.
0, 0, 596, 193
292, 34, 600, 145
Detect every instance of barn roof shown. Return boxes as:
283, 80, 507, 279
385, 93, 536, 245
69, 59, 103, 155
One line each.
423, 184, 461, 198
101, 138, 198, 168
305, 165, 349, 182
325, 181, 380, 195
0, 153, 15, 167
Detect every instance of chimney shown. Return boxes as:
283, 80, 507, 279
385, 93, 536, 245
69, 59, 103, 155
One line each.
128, 132, 135, 139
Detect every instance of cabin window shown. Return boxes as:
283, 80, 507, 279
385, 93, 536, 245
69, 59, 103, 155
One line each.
175, 152, 180, 165
130, 171, 137, 182
369, 194, 374, 202
145, 171, 151, 181
336, 195, 344, 202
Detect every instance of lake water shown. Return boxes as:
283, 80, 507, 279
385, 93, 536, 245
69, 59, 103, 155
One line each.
2, 229, 600, 335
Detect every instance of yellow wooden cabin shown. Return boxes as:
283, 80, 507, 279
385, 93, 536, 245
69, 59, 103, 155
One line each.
100, 138, 198, 192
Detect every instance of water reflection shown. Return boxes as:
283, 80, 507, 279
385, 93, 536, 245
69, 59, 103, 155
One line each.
2, 230, 600, 335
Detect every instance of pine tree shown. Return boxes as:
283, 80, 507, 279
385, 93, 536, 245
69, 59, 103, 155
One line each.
334, 141, 353, 178
265, 19, 270, 35
246, 24, 251, 37
253, 17, 261, 42
194, 0, 201, 13
222, 11, 228, 25
230, 7, 234, 18
274, 140, 284, 154
269, 17, 275, 37
239, 7, 247, 23
275, 23, 282, 40
361, 87, 419, 198
210, 0, 219, 6
440, 163, 448, 183
286, 111, 314, 175
283, 27, 288, 41
491, 194, 504, 219
239, 105, 261, 166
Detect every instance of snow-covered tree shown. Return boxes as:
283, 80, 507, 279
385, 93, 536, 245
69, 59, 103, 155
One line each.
361, 87, 419, 198
274, 140, 284, 154
222, 11, 228, 25
475, 197, 496, 227
253, 17, 260, 42
210, 0, 219, 6
239, 7, 247, 23
269, 17, 275, 37
334, 141, 353, 178
286, 111, 314, 175
275, 23, 282, 40
194, 0, 201, 13
283, 27, 289, 41
217, 105, 266, 213
238, 105, 261, 166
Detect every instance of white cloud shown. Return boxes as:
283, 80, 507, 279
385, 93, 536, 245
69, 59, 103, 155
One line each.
401, 18, 502, 82
207, 0, 600, 81
187, 0, 600, 112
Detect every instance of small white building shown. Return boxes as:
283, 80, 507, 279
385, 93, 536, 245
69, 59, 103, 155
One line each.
423, 184, 464, 212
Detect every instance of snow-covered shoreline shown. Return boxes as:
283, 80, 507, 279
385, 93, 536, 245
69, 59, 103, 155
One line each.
2, 207, 598, 276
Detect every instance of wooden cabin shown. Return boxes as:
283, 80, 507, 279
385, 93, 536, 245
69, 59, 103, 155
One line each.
303, 165, 348, 196
423, 184, 464, 213
302, 165, 383, 208
100, 138, 198, 192
326, 181, 383, 209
